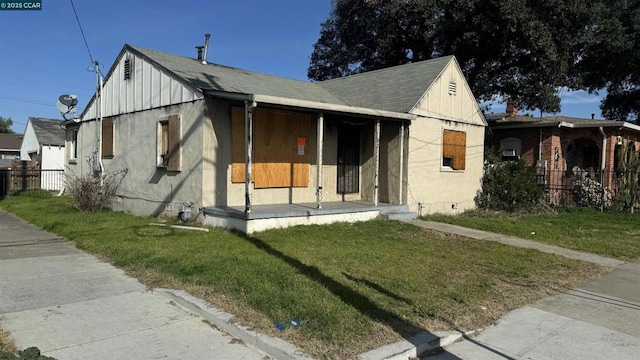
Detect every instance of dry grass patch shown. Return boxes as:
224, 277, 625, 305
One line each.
0, 328, 16, 355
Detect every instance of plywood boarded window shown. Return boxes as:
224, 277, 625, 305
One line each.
157, 114, 181, 171
442, 129, 466, 170
231, 106, 311, 188
101, 117, 114, 158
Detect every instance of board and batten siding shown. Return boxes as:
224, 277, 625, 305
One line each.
82, 50, 203, 120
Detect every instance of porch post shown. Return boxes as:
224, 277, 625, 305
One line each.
244, 100, 257, 214
373, 119, 380, 206
398, 122, 405, 205
316, 112, 324, 209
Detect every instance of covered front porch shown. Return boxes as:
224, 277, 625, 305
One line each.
203, 201, 416, 234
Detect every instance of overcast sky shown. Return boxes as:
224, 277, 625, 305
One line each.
0, 0, 605, 133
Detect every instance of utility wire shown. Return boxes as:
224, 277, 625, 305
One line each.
69, 0, 94, 65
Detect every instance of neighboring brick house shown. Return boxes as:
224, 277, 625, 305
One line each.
487, 102, 640, 204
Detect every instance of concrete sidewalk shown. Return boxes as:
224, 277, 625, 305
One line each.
0, 211, 271, 360
409, 219, 640, 360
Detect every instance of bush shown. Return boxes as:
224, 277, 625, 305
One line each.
65, 170, 126, 212
572, 177, 612, 209
475, 157, 542, 212
0, 347, 56, 360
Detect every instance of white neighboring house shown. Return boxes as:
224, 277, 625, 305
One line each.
20, 117, 65, 190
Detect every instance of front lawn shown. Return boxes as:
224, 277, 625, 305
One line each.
0, 194, 606, 359
426, 208, 640, 261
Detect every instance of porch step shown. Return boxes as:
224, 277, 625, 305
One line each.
380, 212, 418, 221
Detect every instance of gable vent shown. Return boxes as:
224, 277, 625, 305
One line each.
448, 81, 457, 95
124, 58, 132, 80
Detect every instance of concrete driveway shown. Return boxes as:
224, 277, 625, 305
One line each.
0, 211, 268, 360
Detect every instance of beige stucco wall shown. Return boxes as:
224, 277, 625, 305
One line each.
407, 119, 484, 215
407, 60, 486, 215
67, 101, 206, 217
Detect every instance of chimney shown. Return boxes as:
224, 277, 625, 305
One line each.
506, 99, 518, 117
202, 34, 211, 64
591, 113, 595, 119
195, 46, 204, 61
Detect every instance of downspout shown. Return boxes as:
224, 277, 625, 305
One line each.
599, 127, 607, 212
98, 71, 104, 182
373, 119, 380, 206
244, 98, 257, 214
398, 122, 405, 205
538, 128, 543, 161
316, 112, 324, 209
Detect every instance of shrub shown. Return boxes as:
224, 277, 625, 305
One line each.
65, 169, 126, 212
572, 177, 612, 209
475, 156, 543, 212
0, 347, 56, 360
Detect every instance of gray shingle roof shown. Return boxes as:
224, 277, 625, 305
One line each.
129, 45, 347, 106
0, 133, 22, 150
127, 45, 454, 114
29, 117, 65, 146
318, 56, 454, 113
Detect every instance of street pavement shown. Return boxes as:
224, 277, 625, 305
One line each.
411, 220, 640, 360
0, 210, 268, 360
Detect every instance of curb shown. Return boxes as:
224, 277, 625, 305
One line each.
156, 288, 475, 360
359, 329, 477, 360
155, 288, 314, 360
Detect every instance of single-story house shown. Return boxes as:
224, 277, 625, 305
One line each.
0, 133, 22, 168
19, 117, 66, 190
67, 44, 486, 233
487, 102, 640, 204
20, 117, 66, 168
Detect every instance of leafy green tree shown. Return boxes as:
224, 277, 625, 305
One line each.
0, 116, 14, 133
576, 0, 639, 122
309, 0, 635, 117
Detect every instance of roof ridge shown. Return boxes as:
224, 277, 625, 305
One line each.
319, 55, 455, 84
127, 44, 315, 84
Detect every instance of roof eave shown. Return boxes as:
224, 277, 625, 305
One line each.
205, 91, 415, 121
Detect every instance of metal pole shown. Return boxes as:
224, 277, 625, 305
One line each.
244, 100, 256, 214
373, 119, 380, 206
316, 112, 324, 209
398, 122, 404, 205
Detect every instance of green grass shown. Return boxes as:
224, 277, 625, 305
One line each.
0, 194, 605, 358
425, 208, 640, 261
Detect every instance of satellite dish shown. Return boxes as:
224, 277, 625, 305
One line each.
57, 94, 79, 121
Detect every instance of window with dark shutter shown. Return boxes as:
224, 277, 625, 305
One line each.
102, 117, 114, 158
167, 114, 181, 171
157, 115, 181, 171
